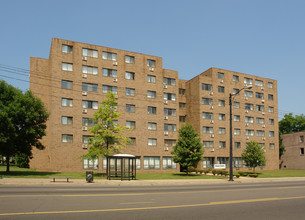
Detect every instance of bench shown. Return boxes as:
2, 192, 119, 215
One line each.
50, 176, 71, 182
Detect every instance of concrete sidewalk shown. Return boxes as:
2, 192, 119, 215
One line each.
1, 177, 305, 186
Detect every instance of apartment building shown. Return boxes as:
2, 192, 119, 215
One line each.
29, 38, 279, 172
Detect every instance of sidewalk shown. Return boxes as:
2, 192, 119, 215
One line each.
1, 177, 305, 186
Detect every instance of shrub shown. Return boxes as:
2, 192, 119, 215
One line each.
212, 169, 217, 176
222, 170, 229, 176
235, 174, 240, 178
188, 166, 196, 173
15, 153, 30, 168
249, 173, 258, 178
203, 169, 210, 175
238, 171, 248, 176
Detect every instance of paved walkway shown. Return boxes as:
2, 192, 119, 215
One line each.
1, 177, 305, 186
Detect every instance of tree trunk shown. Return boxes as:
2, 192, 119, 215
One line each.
253, 166, 255, 174
186, 167, 189, 176
6, 153, 10, 173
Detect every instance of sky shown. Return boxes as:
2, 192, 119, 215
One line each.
0, 0, 304, 119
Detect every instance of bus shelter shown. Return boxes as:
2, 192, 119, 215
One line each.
107, 154, 136, 181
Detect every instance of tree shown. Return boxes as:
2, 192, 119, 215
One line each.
171, 124, 204, 175
82, 92, 129, 162
241, 141, 266, 173
0, 81, 49, 173
279, 136, 286, 159
279, 113, 305, 134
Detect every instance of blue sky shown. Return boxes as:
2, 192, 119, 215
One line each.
0, 0, 304, 119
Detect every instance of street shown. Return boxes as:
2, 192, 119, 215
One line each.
1, 181, 305, 219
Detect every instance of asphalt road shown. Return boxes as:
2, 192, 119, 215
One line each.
1, 181, 305, 219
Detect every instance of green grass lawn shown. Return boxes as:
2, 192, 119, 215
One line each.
255, 170, 305, 178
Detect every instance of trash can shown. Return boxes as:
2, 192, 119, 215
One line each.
86, 171, 93, 183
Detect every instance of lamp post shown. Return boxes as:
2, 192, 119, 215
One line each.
229, 85, 252, 181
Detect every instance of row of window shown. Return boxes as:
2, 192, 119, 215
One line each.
202, 127, 275, 137
202, 99, 274, 110
202, 83, 274, 94
203, 157, 265, 169
203, 141, 275, 150
203, 113, 274, 124
62, 44, 156, 67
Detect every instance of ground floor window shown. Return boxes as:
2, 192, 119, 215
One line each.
233, 157, 242, 168
162, 157, 177, 169
144, 156, 160, 169
217, 157, 229, 169
83, 158, 98, 169
203, 157, 215, 169
103, 157, 141, 170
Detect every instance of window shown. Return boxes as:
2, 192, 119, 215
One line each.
245, 116, 254, 123
246, 129, 254, 136
218, 86, 224, 93
83, 158, 98, 170
148, 122, 157, 130
218, 100, 225, 107
269, 143, 275, 150
234, 129, 240, 135
233, 75, 239, 82
126, 88, 135, 96
269, 131, 275, 137
62, 134, 73, 143
300, 136, 304, 143
125, 55, 135, 64
82, 65, 98, 75
125, 72, 135, 80
61, 80, 72, 89
144, 156, 160, 169
256, 92, 264, 99
268, 94, 274, 101
62, 98, 73, 107
301, 148, 305, 155
233, 89, 239, 95
256, 130, 265, 137
202, 112, 213, 119
147, 59, 156, 67
102, 51, 117, 61
82, 48, 98, 58
62, 62, 73, 71
148, 138, 157, 146
234, 115, 240, 122
102, 68, 117, 77
148, 106, 156, 114
256, 118, 265, 124
62, 116, 73, 125
255, 80, 263, 86
234, 142, 241, 149
179, 116, 186, 122
245, 103, 254, 110
233, 102, 240, 109
164, 108, 176, 116
202, 83, 212, 91
82, 100, 98, 109
82, 83, 98, 92
179, 102, 186, 109
163, 157, 177, 169
219, 141, 226, 148
203, 141, 214, 148
128, 137, 136, 145
219, 114, 225, 121
163, 77, 176, 86
164, 124, 177, 132
62, 45, 72, 54
217, 157, 229, 168
165, 139, 176, 147
202, 98, 213, 105
268, 82, 273, 88
102, 85, 117, 94
203, 127, 213, 134
147, 75, 156, 83
219, 127, 226, 135
268, 106, 274, 113
244, 77, 253, 85
126, 121, 136, 129
164, 93, 176, 101
147, 91, 156, 98
179, 89, 186, 95
218, 72, 224, 79
126, 104, 135, 113
82, 118, 97, 126
82, 135, 92, 144
203, 157, 215, 169
233, 158, 242, 168
245, 90, 253, 98
269, 119, 274, 125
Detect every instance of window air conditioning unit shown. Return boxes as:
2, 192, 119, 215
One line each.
82, 144, 88, 149
82, 74, 87, 79
220, 79, 224, 83
82, 126, 88, 131
163, 85, 167, 89
263, 137, 266, 141
246, 136, 249, 140
164, 100, 168, 105
262, 112, 265, 115
164, 131, 169, 136
113, 78, 118, 82
210, 134, 214, 138
245, 97, 248, 101
82, 56, 87, 61
164, 116, 168, 120
210, 148, 215, 152
210, 106, 214, 110
245, 123, 249, 127
113, 61, 118, 66
261, 87, 264, 91
82, 91, 87, 96
164, 147, 169, 151
262, 124, 266, 128
245, 110, 249, 113
82, 109, 87, 114
149, 67, 154, 72
209, 92, 213, 96
210, 120, 214, 124
262, 100, 265, 103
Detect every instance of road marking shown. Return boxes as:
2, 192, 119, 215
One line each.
120, 202, 155, 204
1, 195, 305, 216
1, 185, 305, 198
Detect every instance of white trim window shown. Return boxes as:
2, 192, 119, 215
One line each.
62, 134, 73, 143
83, 158, 98, 169
162, 157, 177, 169
82, 48, 98, 58
82, 65, 98, 75
102, 51, 117, 61
62, 45, 72, 54
144, 157, 160, 169
62, 62, 73, 71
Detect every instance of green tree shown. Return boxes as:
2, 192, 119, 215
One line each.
279, 136, 286, 159
279, 113, 305, 134
15, 153, 30, 168
0, 81, 49, 173
241, 141, 266, 173
171, 124, 204, 175
82, 92, 129, 162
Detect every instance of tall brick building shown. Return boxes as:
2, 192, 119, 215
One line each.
29, 38, 279, 172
